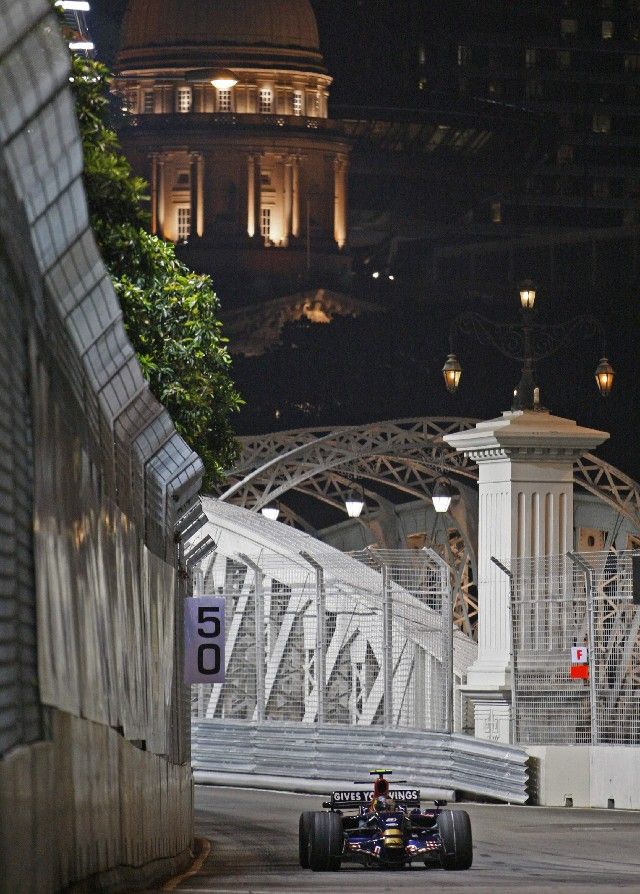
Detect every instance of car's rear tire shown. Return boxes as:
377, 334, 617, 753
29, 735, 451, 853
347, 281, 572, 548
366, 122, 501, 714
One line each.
437, 809, 473, 870
309, 811, 343, 871
299, 811, 315, 868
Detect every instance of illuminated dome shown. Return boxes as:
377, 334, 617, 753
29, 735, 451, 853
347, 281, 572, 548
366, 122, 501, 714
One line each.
118, 0, 326, 73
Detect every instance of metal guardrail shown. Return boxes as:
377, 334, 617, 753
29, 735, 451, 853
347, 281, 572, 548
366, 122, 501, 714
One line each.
191, 720, 529, 804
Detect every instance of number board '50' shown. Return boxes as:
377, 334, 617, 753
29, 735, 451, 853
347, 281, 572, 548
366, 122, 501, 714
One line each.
184, 596, 225, 684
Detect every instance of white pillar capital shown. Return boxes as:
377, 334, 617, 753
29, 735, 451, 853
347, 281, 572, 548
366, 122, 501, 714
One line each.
445, 409, 609, 741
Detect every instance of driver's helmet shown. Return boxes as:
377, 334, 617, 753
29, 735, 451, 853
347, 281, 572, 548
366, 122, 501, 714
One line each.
374, 795, 394, 812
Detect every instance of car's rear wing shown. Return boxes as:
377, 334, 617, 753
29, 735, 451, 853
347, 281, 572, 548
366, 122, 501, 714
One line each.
328, 788, 421, 809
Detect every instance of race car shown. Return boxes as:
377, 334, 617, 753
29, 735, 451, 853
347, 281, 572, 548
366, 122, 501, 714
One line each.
299, 770, 472, 872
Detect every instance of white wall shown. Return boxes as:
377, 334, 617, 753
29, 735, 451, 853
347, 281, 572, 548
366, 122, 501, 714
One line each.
528, 745, 640, 809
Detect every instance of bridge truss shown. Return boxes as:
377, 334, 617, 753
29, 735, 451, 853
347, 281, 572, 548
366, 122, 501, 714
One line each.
215, 417, 640, 641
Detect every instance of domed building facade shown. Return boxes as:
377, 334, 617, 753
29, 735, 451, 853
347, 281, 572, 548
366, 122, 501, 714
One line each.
114, 0, 351, 313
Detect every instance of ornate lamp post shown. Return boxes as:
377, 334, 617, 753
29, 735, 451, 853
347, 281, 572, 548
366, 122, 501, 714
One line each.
442, 282, 614, 408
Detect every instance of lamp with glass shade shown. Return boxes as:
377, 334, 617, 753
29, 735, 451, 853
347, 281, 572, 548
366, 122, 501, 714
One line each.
442, 353, 462, 394
432, 478, 455, 513
344, 482, 365, 518
519, 279, 536, 311
594, 357, 615, 397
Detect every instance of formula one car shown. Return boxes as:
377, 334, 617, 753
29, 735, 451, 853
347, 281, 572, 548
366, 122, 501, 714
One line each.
299, 770, 472, 872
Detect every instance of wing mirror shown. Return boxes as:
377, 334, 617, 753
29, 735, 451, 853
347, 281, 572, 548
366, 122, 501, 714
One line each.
322, 800, 332, 808
434, 799, 448, 807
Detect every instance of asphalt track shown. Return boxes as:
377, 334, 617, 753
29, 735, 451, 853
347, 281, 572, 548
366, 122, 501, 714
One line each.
150, 786, 640, 893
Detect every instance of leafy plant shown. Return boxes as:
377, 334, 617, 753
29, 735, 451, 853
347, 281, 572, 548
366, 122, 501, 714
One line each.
69, 54, 242, 486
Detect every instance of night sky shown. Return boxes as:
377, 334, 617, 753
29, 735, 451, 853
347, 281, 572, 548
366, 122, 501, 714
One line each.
86, 1, 636, 482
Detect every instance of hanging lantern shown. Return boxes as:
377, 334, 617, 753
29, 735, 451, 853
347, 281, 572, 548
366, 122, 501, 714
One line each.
594, 357, 615, 397
442, 353, 462, 394
519, 279, 536, 310
432, 478, 455, 513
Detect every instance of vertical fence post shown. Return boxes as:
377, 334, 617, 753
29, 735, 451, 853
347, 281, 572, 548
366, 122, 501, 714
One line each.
239, 554, 266, 723
568, 552, 599, 745
301, 553, 325, 724
194, 564, 204, 596
382, 564, 393, 727
425, 549, 453, 734
491, 557, 517, 744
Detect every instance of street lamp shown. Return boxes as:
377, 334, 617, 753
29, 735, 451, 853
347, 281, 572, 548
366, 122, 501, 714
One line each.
432, 478, 455, 513
344, 479, 366, 518
518, 279, 536, 311
261, 504, 280, 521
594, 357, 615, 397
442, 281, 613, 409
442, 353, 463, 394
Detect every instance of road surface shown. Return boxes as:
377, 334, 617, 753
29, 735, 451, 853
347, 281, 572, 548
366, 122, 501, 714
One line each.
151, 785, 640, 893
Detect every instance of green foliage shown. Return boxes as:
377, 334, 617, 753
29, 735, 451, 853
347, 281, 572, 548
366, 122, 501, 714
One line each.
69, 54, 242, 486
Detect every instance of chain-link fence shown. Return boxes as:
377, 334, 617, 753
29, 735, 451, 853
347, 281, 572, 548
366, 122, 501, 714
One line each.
511, 550, 640, 745
192, 548, 457, 733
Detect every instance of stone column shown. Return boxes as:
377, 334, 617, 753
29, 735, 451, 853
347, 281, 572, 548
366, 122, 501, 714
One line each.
333, 154, 348, 249
283, 158, 293, 246
150, 153, 158, 235
292, 157, 300, 238
157, 157, 166, 239
247, 154, 256, 237
445, 410, 608, 742
193, 152, 204, 237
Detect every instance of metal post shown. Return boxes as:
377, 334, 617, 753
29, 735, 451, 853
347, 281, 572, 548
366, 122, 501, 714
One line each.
568, 552, 599, 745
194, 564, 204, 596
425, 549, 454, 734
382, 565, 393, 727
239, 554, 266, 723
491, 557, 518, 744
301, 553, 325, 724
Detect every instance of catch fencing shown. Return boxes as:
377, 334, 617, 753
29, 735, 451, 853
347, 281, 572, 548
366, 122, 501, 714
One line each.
192, 548, 456, 733
511, 550, 640, 745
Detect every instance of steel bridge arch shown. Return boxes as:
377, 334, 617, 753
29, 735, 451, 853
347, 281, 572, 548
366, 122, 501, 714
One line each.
216, 417, 640, 640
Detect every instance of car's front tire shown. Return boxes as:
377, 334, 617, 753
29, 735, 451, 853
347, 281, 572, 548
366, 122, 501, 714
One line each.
308, 811, 343, 871
437, 809, 473, 870
299, 811, 315, 868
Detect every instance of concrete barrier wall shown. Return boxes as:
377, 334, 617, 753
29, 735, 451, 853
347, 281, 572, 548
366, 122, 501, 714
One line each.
0, 710, 193, 893
527, 745, 640, 809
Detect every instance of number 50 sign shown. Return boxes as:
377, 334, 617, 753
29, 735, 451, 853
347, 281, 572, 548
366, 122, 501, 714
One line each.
184, 596, 225, 684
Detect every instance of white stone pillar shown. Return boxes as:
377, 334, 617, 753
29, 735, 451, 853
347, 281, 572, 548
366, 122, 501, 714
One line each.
445, 410, 608, 742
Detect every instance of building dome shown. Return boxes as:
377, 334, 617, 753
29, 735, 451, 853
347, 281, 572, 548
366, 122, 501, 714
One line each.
118, 0, 325, 74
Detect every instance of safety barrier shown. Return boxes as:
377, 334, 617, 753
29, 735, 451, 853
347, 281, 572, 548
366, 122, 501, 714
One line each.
192, 719, 530, 804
